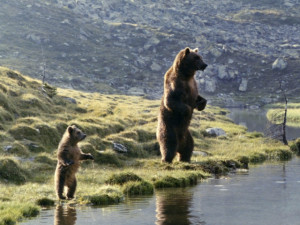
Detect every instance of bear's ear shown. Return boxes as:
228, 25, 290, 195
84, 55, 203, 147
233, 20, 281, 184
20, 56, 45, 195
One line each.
193, 48, 199, 53
68, 126, 73, 134
184, 47, 190, 56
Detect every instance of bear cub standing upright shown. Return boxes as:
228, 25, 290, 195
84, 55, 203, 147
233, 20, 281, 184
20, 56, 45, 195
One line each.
157, 47, 207, 163
55, 125, 94, 199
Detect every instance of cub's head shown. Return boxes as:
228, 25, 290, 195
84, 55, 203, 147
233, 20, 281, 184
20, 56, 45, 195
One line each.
175, 47, 207, 72
67, 125, 86, 143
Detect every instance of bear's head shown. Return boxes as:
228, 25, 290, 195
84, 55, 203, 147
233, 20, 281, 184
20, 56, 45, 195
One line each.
174, 47, 207, 73
67, 125, 86, 144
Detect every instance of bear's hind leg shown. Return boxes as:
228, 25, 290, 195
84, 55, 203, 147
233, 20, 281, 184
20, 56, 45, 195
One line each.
158, 127, 177, 163
66, 177, 77, 199
55, 168, 67, 199
177, 130, 194, 163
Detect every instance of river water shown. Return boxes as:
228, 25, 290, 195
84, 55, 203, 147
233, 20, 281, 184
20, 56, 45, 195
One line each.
228, 108, 300, 140
22, 109, 300, 225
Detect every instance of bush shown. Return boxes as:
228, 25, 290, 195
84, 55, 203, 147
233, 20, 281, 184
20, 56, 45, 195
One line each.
290, 138, 300, 154
0, 158, 27, 184
122, 181, 154, 195
89, 194, 121, 205
105, 172, 142, 185
94, 150, 124, 166
36, 198, 55, 207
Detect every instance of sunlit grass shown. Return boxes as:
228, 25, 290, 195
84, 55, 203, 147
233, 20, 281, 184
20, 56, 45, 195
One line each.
267, 107, 300, 127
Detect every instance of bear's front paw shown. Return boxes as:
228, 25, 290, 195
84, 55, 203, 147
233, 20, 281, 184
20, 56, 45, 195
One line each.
63, 160, 74, 166
196, 96, 207, 111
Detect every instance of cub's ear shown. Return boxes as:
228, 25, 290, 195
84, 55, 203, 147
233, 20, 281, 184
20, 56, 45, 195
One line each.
193, 48, 199, 53
184, 47, 190, 55
68, 126, 73, 134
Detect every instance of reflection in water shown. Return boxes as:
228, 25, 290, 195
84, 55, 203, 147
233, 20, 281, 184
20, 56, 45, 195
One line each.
155, 189, 204, 225
54, 204, 77, 225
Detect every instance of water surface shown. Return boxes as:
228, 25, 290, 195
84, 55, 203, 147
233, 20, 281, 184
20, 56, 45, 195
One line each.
228, 108, 300, 140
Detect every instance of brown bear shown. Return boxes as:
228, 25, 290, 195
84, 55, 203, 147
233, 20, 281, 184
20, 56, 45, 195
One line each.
156, 47, 207, 163
54, 125, 94, 199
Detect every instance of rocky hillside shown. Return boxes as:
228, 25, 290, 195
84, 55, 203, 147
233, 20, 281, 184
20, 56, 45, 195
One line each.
0, 0, 299, 107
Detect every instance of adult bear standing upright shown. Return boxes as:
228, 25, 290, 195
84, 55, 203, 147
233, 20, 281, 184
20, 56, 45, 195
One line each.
157, 47, 207, 163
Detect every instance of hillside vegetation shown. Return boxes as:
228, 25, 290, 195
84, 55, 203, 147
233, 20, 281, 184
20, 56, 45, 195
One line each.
0, 0, 299, 106
0, 67, 293, 224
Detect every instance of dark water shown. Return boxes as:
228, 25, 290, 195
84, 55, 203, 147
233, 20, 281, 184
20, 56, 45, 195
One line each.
22, 157, 300, 225
228, 108, 300, 140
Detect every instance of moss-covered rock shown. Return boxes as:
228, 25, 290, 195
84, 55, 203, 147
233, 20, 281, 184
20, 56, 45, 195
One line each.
122, 181, 154, 195
36, 198, 55, 207
105, 172, 142, 185
290, 138, 300, 154
5, 142, 29, 157
34, 153, 56, 166
94, 150, 125, 167
9, 125, 39, 141
0, 158, 27, 184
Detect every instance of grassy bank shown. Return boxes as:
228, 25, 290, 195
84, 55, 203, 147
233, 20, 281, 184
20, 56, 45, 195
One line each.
266, 103, 300, 127
0, 67, 294, 224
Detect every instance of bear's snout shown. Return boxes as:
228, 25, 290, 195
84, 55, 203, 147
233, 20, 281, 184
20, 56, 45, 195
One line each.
81, 134, 87, 140
200, 63, 207, 71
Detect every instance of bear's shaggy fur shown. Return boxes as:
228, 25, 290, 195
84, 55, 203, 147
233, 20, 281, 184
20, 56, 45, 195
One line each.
157, 47, 207, 163
54, 125, 94, 199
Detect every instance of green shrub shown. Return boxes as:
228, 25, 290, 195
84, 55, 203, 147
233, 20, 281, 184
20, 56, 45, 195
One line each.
249, 152, 267, 163
21, 205, 39, 217
34, 153, 56, 166
0, 158, 27, 184
122, 181, 154, 195
36, 198, 55, 207
265, 148, 292, 160
94, 150, 124, 167
153, 176, 182, 188
290, 138, 300, 154
5, 142, 29, 157
105, 172, 142, 185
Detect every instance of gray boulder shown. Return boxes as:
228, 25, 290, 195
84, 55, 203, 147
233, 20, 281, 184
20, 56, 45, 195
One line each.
205, 128, 226, 137
272, 58, 287, 70
239, 78, 248, 92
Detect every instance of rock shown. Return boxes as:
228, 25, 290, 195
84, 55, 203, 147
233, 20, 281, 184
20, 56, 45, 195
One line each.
205, 128, 226, 137
193, 151, 208, 157
127, 87, 145, 96
113, 142, 128, 153
217, 65, 229, 80
210, 47, 223, 58
27, 143, 45, 153
4, 146, 13, 152
239, 78, 248, 92
150, 62, 162, 72
204, 78, 216, 93
272, 58, 287, 70
26, 33, 41, 44
249, 105, 260, 110
62, 96, 77, 104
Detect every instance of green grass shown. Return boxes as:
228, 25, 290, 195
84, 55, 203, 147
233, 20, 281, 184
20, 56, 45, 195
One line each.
0, 67, 297, 224
266, 103, 300, 127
